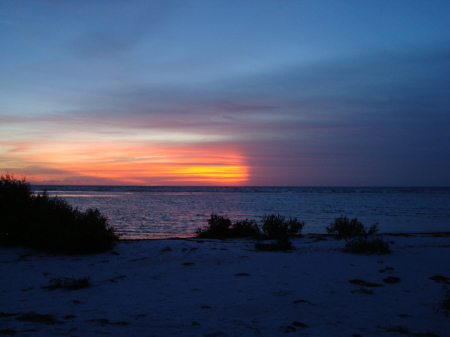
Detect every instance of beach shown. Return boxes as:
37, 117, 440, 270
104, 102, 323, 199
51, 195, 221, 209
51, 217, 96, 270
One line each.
1, 234, 449, 337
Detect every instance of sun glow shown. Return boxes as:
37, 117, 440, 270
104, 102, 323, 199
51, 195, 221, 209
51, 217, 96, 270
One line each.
4, 141, 249, 185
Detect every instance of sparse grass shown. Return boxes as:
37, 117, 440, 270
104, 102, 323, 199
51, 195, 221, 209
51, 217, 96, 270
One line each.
42, 277, 90, 290
326, 215, 378, 239
0, 173, 120, 254
344, 236, 392, 255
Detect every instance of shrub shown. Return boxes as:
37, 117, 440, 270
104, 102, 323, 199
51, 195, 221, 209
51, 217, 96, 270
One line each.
230, 219, 260, 238
0, 174, 34, 242
196, 213, 232, 238
195, 213, 305, 239
261, 214, 304, 239
344, 236, 391, 255
326, 215, 378, 239
196, 214, 260, 238
0, 174, 120, 254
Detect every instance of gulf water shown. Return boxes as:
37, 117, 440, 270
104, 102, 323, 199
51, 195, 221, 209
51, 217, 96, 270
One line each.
34, 186, 450, 239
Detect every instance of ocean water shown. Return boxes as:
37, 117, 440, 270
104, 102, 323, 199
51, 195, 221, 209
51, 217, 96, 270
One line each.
33, 186, 450, 239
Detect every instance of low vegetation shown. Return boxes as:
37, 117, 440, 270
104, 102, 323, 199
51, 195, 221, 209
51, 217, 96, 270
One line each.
196, 212, 304, 240
232, 219, 261, 238
196, 213, 261, 238
326, 215, 391, 255
326, 215, 378, 239
261, 213, 304, 239
0, 173, 120, 254
196, 213, 232, 238
196, 212, 304, 252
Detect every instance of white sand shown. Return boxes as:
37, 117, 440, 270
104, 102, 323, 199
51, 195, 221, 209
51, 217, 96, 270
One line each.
1, 234, 449, 337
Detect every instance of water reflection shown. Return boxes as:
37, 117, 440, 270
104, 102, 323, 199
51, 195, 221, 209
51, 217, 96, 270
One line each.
33, 187, 450, 239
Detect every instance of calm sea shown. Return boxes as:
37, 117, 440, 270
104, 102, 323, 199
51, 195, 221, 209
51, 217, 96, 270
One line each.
33, 186, 450, 239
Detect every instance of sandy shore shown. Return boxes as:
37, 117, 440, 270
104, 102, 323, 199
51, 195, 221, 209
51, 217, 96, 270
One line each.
1, 234, 450, 337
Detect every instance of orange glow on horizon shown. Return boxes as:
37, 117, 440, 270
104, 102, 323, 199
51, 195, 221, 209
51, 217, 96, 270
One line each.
62, 163, 249, 185
5, 141, 249, 185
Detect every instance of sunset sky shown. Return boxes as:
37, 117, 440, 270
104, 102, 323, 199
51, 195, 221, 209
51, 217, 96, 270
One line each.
1, 1, 449, 186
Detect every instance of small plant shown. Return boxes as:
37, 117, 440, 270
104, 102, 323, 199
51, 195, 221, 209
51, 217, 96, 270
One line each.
344, 236, 391, 255
261, 214, 304, 239
326, 215, 378, 239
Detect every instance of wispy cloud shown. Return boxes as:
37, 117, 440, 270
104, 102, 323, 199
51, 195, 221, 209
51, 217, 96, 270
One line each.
1, 1, 449, 185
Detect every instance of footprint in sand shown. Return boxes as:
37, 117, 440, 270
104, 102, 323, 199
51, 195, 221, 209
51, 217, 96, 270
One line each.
430, 275, 450, 284
383, 276, 401, 284
349, 279, 384, 287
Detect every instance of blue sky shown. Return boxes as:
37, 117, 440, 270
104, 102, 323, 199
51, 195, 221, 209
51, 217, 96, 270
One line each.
1, 1, 449, 185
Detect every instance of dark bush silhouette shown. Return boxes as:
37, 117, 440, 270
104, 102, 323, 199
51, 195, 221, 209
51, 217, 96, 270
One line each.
196, 213, 232, 238
196, 213, 304, 240
0, 174, 119, 254
196, 214, 260, 238
230, 219, 260, 238
326, 215, 391, 255
326, 215, 378, 239
261, 213, 304, 239
0, 174, 34, 242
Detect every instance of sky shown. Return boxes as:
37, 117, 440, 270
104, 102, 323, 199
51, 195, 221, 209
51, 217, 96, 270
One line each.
1, 1, 449, 186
